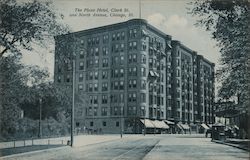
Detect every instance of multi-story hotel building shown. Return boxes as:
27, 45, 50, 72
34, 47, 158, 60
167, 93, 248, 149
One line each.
54, 19, 215, 134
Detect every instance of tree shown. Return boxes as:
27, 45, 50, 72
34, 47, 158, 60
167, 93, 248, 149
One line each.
189, 0, 250, 109
0, 0, 69, 57
0, 54, 72, 139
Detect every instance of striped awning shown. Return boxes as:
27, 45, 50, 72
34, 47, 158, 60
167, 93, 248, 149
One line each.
140, 119, 155, 128
151, 120, 169, 129
164, 120, 175, 125
201, 123, 210, 130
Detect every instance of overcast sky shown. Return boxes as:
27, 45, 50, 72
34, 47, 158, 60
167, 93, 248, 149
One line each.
22, 0, 221, 78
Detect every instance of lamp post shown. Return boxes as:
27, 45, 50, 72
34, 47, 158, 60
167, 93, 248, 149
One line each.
143, 109, 146, 136
71, 56, 76, 147
38, 98, 42, 138
120, 106, 123, 138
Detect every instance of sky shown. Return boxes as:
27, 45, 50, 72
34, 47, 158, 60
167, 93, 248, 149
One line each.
22, 0, 221, 79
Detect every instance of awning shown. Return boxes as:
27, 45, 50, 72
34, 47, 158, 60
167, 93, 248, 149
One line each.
164, 120, 175, 125
153, 71, 159, 77
161, 51, 166, 57
151, 120, 169, 129
142, 29, 148, 36
201, 123, 210, 130
149, 71, 155, 77
176, 123, 183, 129
166, 43, 172, 49
179, 123, 190, 130
233, 125, 239, 130
140, 119, 155, 128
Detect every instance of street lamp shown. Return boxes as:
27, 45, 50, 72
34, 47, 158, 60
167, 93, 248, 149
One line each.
38, 98, 42, 138
71, 54, 76, 147
143, 109, 146, 136
120, 105, 123, 138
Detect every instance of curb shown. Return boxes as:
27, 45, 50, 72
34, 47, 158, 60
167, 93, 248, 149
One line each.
212, 140, 249, 151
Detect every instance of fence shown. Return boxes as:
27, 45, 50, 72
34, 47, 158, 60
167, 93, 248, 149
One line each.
0, 136, 70, 149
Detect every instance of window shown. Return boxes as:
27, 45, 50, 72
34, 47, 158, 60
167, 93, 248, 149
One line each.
132, 54, 137, 62
176, 69, 180, 77
94, 71, 98, 80
103, 35, 109, 43
78, 84, 83, 90
90, 121, 93, 126
112, 34, 116, 41
120, 68, 124, 77
94, 83, 98, 91
120, 55, 124, 64
93, 95, 98, 104
177, 100, 180, 108
102, 82, 108, 91
176, 59, 180, 66
102, 58, 108, 67
117, 33, 120, 40
132, 79, 137, 88
133, 67, 137, 76
94, 107, 97, 116
129, 42, 133, 50
80, 40, 84, 45
114, 69, 119, 77
149, 58, 153, 68
103, 121, 106, 126
129, 29, 133, 37
66, 75, 70, 82
79, 73, 83, 82
141, 67, 146, 77
94, 58, 99, 66
128, 54, 132, 63
116, 121, 119, 127
120, 43, 124, 52
133, 41, 137, 50
133, 29, 137, 37
141, 93, 146, 103
89, 83, 93, 92
89, 71, 93, 80
141, 54, 146, 64
102, 95, 108, 104
132, 93, 137, 102
142, 42, 147, 51
101, 107, 108, 116
57, 76, 61, 83
95, 47, 99, 56
115, 44, 119, 52
141, 80, 146, 89
128, 68, 132, 76
80, 51, 84, 58
120, 94, 124, 102
114, 81, 119, 90
120, 81, 124, 90
121, 32, 125, 40
103, 47, 108, 55
102, 70, 108, 79
128, 80, 132, 89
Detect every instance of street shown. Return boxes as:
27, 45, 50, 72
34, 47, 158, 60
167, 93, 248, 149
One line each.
1, 134, 249, 160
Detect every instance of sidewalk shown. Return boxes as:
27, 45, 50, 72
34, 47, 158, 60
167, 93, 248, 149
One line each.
0, 134, 127, 157
212, 138, 250, 151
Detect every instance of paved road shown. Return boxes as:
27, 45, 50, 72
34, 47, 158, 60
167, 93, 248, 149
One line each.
2, 135, 249, 160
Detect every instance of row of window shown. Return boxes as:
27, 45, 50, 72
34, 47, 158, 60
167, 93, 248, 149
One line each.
83, 92, 153, 104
